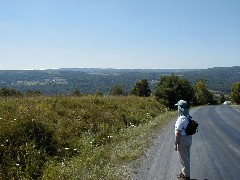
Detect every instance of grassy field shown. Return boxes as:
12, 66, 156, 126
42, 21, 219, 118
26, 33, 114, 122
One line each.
0, 95, 176, 179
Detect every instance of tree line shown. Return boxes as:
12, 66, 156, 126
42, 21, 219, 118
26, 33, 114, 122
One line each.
1, 74, 240, 108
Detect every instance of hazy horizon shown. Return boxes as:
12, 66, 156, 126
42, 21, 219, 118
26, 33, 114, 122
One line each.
1, 65, 239, 71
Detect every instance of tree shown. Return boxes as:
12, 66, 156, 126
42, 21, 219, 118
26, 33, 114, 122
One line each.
130, 79, 151, 97
95, 90, 103, 96
26, 90, 42, 96
72, 89, 82, 96
0, 87, 22, 97
153, 74, 194, 109
193, 79, 214, 105
109, 84, 125, 96
219, 93, 226, 104
230, 82, 240, 104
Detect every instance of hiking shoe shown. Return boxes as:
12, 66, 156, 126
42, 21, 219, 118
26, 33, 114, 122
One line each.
177, 173, 190, 180
177, 172, 184, 178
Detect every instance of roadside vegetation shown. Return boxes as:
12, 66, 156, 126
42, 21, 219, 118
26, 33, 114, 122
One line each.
0, 95, 175, 179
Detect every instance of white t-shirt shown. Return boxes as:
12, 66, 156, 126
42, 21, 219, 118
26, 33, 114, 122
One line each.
175, 115, 189, 136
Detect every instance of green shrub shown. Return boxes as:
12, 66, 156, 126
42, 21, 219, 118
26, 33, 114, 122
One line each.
0, 87, 22, 97
0, 120, 59, 179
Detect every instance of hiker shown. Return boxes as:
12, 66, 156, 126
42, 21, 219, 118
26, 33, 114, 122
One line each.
174, 100, 192, 180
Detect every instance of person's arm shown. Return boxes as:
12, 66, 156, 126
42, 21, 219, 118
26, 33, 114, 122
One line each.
174, 130, 181, 151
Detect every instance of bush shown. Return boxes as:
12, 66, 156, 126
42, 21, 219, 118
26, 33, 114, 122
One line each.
0, 120, 57, 179
230, 82, 240, 104
0, 87, 22, 97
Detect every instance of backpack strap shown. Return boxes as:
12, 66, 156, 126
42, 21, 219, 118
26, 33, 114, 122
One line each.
183, 115, 190, 130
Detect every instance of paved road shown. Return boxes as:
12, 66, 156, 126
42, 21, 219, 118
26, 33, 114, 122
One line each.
132, 105, 240, 180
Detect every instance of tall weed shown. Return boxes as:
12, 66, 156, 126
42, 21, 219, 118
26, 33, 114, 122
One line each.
0, 95, 169, 179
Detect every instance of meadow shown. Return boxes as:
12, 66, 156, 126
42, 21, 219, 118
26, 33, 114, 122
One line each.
0, 95, 175, 179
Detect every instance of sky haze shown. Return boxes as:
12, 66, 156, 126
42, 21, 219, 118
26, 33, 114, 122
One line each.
0, 0, 239, 70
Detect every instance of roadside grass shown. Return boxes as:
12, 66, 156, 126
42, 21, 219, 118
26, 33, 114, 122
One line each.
231, 104, 240, 110
0, 95, 175, 179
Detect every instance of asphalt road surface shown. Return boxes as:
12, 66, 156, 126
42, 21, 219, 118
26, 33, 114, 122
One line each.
132, 105, 240, 180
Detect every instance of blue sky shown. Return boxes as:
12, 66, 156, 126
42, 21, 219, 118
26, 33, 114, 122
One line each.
0, 0, 239, 70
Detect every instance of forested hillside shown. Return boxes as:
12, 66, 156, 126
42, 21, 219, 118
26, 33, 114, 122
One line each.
182, 66, 240, 93
0, 66, 239, 95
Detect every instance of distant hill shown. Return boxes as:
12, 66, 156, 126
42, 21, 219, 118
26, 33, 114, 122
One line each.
59, 68, 195, 73
0, 66, 239, 95
181, 66, 240, 93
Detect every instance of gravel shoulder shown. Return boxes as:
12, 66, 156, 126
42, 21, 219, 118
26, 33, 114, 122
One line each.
131, 113, 185, 180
